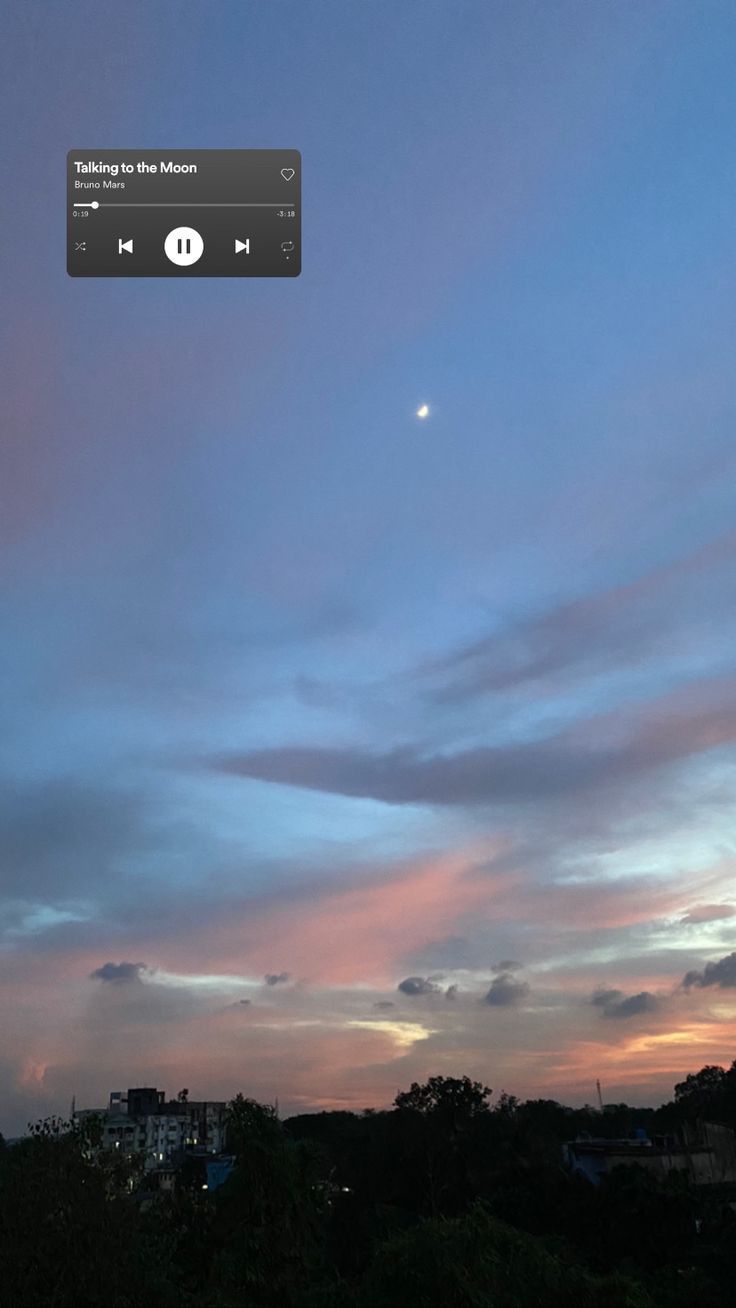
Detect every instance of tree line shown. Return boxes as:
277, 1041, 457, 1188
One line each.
1, 1060, 735, 1306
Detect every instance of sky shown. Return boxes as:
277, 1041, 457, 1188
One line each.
1, 0, 736, 1136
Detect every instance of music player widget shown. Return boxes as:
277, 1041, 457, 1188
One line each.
67, 149, 301, 277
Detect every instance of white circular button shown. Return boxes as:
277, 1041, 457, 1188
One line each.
164, 226, 204, 266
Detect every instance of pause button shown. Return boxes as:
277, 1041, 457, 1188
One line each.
164, 227, 204, 266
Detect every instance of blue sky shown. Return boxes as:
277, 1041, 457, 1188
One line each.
2, 1, 736, 1134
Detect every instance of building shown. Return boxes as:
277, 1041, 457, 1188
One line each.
73, 1086, 229, 1171
564, 1121, 736, 1187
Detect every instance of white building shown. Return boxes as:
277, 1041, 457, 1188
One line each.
73, 1086, 229, 1170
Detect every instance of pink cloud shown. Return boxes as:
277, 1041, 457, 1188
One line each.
180, 844, 512, 986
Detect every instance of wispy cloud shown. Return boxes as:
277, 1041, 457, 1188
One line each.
421, 532, 736, 702
679, 904, 735, 925
214, 679, 736, 807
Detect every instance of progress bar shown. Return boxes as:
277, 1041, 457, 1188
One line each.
72, 201, 295, 207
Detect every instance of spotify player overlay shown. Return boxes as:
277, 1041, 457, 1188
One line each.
67, 150, 301, 277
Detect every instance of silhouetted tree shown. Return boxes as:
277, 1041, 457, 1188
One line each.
394, 1074, 492, 1122
358, 1202, 652, 1308
675, 1065, 726, 1116
674, 1060, 736, 1128
0, 1116, 175, 1306
205, 1095, 328, 1306
389, 1076, 494, 1216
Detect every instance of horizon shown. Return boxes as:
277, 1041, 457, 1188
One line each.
7, 1063, 707, 1139
3, 1, 736, 1139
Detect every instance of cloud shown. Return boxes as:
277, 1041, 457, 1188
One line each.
680, 904, 736, 925
89, 961, 146, 985
492, 959, 523, 973
422, 531, 736, 702
373, 1001, 395, 1011
427, 592, 652, 702
0, 779, 152, 900
213, 684, 736, 807
165, 849, 498, 990
609, 993, 659, 1019
591, 988, 659, 1019
591, 988, 622, 1009
682, 951, 736, 990
445, 984, 459, 1001
404, 934, 474, 971
484, 973, 529, 1007
398, 975, 441, 996
264, 971, 290, 986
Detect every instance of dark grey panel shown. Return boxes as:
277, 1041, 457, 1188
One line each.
67, 150, 300, 277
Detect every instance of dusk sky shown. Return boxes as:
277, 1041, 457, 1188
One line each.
3, 1, 736, 1136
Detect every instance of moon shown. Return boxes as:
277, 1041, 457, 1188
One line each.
416, 403, 430, 419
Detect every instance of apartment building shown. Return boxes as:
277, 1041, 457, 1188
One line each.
74, 1086, 229, 1169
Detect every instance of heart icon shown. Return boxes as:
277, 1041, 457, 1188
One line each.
280, 168, 295, 181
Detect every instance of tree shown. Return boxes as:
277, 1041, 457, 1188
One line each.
494, 1091, 520, 1118
225, 1093, 281, 1159
590, 1165, 699, 1275
394, 1075, 492, 1122
391, 1077, 494, 1217
358, 1202, 652, 1308
674, 1065, 726, 1119
0, 1116, 175, 1305
205, 1095, 328, 1306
